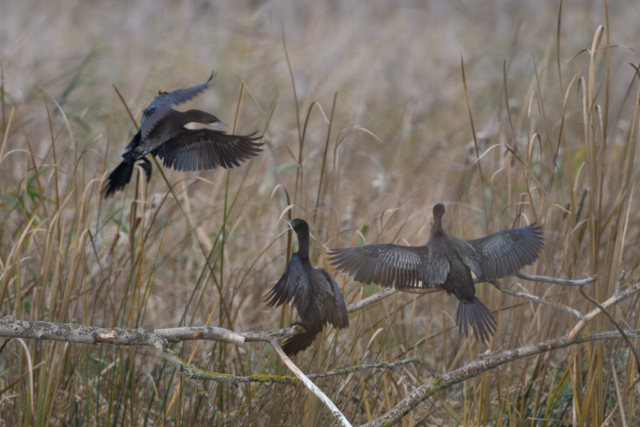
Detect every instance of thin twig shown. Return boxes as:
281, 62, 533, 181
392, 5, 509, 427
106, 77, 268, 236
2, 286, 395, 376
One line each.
490, 280, 587, 322
514, 272, 597, 286
413, 403, 439, 426
579, 285, 640, 373
270, 338, 352, 427
569, 281, 640, 338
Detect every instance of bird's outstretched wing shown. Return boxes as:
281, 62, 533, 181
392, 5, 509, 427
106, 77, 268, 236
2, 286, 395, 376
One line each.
466, 224, 544, 280
140, 72, 215, 140
153, 129, 262, 172
265, 253, 311, 318
318, 269, 349, 329
328, 243, 448, 288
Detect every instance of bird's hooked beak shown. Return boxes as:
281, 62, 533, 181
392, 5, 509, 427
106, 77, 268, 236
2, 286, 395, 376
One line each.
211, 119, 229, 128
283, 218, 293, 227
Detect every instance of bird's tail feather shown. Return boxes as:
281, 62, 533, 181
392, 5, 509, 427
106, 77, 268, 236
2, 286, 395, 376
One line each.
456, 297, 497, 343
282, 328, 321, 357
103, 153, 135, 198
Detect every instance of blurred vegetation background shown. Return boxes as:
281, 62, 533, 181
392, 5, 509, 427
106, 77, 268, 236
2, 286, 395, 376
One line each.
0, 0, 639, 425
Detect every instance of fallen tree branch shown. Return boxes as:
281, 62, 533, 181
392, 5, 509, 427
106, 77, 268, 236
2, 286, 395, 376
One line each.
270, 338, 352, 427
0, 272, 599, 348
154, 326, 244, 345
579, 284, 640, 374
0, 287, 405, 348
490, 280, 587, 322
0, 318, 422, 390
0, 319, 245, 347
362, 329, 640, 427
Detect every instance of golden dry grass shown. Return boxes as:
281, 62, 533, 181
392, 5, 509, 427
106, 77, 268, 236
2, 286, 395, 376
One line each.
0, 0, 639, 425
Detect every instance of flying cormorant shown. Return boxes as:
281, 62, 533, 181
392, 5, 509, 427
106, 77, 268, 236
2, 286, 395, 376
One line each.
103, 73, 263, 197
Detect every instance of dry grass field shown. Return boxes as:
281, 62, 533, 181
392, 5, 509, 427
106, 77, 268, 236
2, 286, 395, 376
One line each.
1, 0, 640, 425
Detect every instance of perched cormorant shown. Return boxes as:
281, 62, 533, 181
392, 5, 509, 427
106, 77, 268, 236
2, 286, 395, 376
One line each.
103, 73, 263, 197
266, 218, 349, 356
328, 203, 544, 343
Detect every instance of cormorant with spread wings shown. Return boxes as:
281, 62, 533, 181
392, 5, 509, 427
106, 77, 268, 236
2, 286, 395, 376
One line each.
328, 203, 544, 343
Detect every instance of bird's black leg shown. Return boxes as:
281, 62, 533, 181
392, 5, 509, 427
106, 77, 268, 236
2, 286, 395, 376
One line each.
289, 320, 305, 329
138, 157, 152, 182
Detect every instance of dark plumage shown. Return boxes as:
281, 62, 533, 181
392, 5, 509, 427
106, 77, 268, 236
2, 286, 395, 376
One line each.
328, 203, 544, 343
103, 73, 263, 197
266, 219, 349, 356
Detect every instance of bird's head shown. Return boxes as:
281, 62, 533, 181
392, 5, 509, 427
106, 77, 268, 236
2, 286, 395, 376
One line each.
430, 203, 447, 236
284, 218, 309, 235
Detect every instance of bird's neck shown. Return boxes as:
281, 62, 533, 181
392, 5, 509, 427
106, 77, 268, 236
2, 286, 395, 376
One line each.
296, 231, 310, 260
172, 110, 196, 127
430, 216, 445, 237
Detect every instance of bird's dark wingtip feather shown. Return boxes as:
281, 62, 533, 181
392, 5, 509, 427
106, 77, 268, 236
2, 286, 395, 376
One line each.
527, 223, 544, 235
239, 131, 264, 144
326, 248, 348, 261
264, 287, 278, 307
